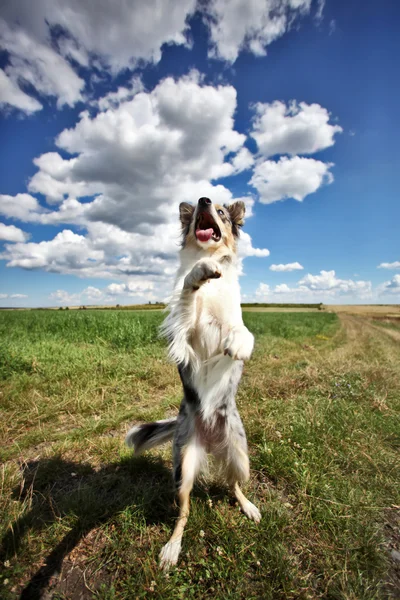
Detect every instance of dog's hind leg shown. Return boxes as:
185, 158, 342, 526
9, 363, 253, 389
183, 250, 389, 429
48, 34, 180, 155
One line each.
232, 481, 261, 523
159, 440, 205, 570
224, 415, 261, 523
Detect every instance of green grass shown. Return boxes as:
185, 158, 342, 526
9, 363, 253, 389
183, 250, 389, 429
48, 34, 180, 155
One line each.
0, 310, 399, 599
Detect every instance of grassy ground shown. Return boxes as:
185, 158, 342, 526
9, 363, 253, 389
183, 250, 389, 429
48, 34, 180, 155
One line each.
0, 310, 399, 599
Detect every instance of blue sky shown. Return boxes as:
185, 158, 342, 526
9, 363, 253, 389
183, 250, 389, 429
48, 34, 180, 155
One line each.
0, 0, 399, 307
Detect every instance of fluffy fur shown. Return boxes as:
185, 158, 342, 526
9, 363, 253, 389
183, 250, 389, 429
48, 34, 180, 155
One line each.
126, 197, 261, 570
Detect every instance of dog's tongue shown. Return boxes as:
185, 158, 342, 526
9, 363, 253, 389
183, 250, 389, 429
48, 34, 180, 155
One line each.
196, 228, 213, 242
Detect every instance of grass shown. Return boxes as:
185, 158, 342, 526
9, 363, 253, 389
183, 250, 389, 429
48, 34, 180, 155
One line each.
373, 318, 400, 332
0, 310, 399, 599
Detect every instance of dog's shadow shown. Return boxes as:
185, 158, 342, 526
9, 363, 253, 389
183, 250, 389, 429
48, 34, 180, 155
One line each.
1, 454, 175, 599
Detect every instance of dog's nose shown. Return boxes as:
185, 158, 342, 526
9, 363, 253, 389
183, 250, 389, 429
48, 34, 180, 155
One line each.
198, 197, 212, 206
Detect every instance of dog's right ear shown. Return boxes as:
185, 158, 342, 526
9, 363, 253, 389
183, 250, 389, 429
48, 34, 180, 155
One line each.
179, 202, 195, 228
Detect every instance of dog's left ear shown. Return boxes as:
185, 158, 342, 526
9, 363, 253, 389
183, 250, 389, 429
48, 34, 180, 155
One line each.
228, 201, 246, 236
179, 202, 195, 228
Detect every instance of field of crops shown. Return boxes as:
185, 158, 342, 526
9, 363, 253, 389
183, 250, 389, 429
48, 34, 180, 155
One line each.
0, 309, 399, 599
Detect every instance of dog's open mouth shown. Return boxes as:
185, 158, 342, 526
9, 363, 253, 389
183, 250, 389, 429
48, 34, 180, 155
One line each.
195, 212, 221, 243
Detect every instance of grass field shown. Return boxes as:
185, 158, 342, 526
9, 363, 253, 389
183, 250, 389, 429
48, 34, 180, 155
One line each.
0, 309, 399, 599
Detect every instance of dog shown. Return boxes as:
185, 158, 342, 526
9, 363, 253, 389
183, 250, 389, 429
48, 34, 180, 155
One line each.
126, 196, 261, 570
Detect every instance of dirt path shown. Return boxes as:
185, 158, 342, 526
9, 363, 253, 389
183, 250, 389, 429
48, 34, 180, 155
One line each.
339, 313, 400, 343
337, 312, 400, 599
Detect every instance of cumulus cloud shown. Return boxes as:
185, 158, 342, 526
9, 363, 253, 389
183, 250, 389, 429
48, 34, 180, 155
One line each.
49, 289, 80, 304
251, 100, 342, 157
0, 73, 269, 294
255, 270, 372, 302
0, 230, 103, 272
49, 281, 157, 306
0, 223, 30, 242
49, 287, 108, 304
298, 270, 372, 295
0, 0, 196, 111
250, 156, 334, 204
0, 193, 45, 221
0, 293, 28, 300
0, 68, 42, 113
0, 73, 268, 286
238, 231, 270, 259
83, 286, 104, 300
94, 77, 144, 112
24, 74, 252, 230
378, 261, 400, 269
204, 0, 313, 63
0, 1, 327, 113
0, 18, 85, 109
106, 281, 155, 296
255, 283, 270, 296
270, 262, 303, 272
378, 274, 400, 295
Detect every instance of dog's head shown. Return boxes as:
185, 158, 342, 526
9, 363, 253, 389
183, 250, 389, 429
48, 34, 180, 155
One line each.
179, 197, 245, 253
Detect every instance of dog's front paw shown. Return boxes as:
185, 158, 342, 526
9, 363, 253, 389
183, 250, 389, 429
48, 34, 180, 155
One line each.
184, 260, 221, 290
223, 326, 254, 361
159, 539, 182, 571
240, 500, 261, 523
197, 260, 222, 283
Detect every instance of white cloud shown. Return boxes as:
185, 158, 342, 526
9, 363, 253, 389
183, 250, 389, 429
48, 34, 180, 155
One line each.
255, 283, 270, 297
25, 73, 251, 231
0, 193, 44, 221
0, 223, 30, 242
204, 0, 313, 63
255, 270, 373, 302
378, 274, 400, 295
0, 230, 104, 272
315, 0, 325, 23
0, 74, 269, 289
49, 281, 157, 306
0, 19, 85, 109
94, 77, 144, 112
270, 262, 303, 272
0, 68, 42, 113
106, 281, 155, 296
378, 261, 400, 269
251, 100, 342, 157
231, 147, 254, 172
0, 293, 28, 300
82, 286, 104, 300
298, 270, 372, 295
49, 289, 80, 304
250, 156, 334, 204
0, 0, 196, 111
238, 231, 270, 259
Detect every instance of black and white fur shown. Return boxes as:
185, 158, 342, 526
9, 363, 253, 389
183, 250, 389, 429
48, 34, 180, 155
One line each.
126, 197, 261, 570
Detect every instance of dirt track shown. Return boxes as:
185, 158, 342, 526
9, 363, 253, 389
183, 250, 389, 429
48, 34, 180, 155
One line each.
338, 312, 400, 343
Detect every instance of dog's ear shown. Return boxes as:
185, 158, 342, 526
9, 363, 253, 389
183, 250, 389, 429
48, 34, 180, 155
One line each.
179, 202, 194, 228
228, 201, 245, 236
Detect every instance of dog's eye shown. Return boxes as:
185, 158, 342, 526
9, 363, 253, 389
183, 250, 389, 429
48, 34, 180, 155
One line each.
217, 209, 224, 216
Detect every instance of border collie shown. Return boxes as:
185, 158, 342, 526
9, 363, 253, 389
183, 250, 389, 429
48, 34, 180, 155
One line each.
126, 197, 261, 570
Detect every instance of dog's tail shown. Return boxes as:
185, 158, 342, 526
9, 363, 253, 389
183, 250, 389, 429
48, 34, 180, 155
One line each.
125, 417, 177, 455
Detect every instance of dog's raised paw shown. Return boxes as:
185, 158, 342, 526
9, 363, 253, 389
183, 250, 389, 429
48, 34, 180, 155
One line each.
198, 260, 221, 282
159, 539, 182, 571
241, 500, 261, 523
184, 259, 221, 291
223, 326, 254, 361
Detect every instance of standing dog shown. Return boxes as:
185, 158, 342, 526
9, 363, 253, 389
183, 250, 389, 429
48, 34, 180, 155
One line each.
126, 197, 261, 570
